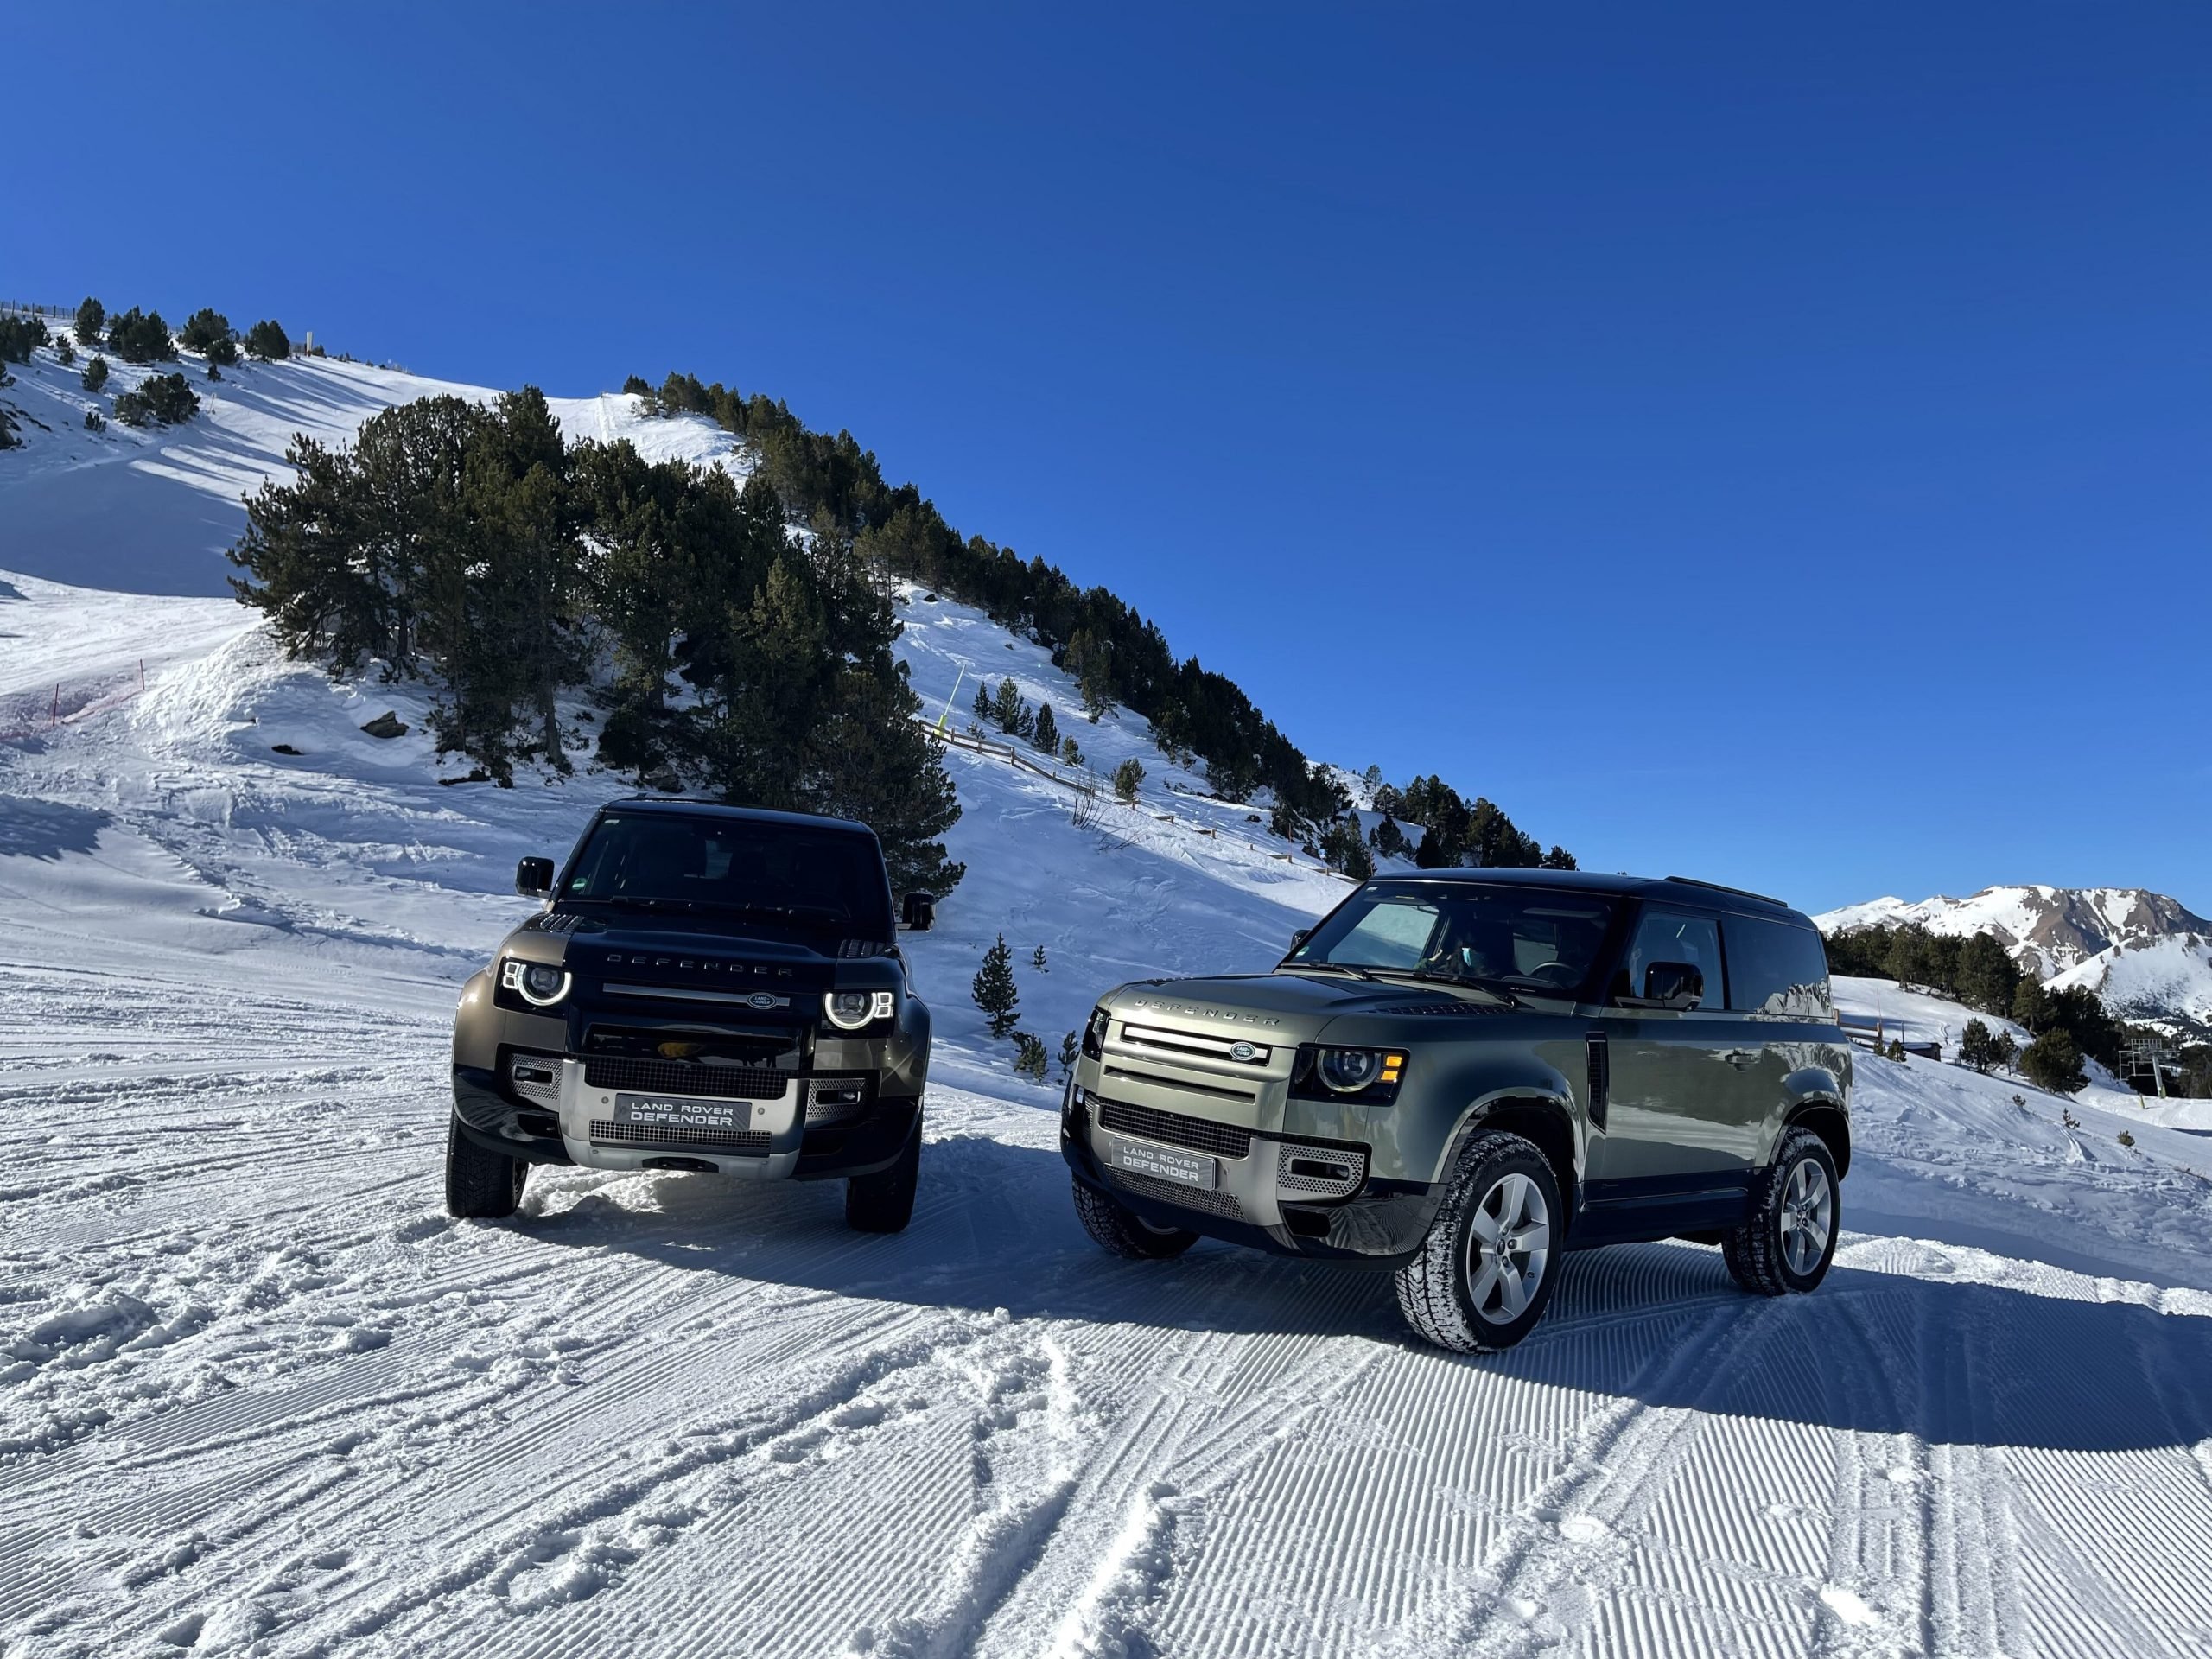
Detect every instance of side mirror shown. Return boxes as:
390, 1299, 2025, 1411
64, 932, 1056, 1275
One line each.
1621, 960, 1703, 1011
900, 892, 937, 931
1289, 927, 1312, 954
516, 856, 556, 899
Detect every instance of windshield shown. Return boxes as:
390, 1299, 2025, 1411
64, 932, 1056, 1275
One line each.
562, 813, 893, 938
1287, 881, 1617, 995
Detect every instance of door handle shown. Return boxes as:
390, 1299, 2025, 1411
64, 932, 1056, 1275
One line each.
1719, 1049, 1761, 1069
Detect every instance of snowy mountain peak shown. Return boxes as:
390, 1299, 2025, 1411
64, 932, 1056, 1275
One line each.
1814, 884, 2209, 982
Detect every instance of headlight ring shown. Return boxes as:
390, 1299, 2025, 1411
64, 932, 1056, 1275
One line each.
823, 989, 897, 1031
500, 958, 573, 1008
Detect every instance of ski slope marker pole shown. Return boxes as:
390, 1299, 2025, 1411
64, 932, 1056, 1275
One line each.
936, 666, 966, 734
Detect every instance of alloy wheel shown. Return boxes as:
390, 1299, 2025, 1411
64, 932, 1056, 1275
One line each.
1464, 1170, 1551, 1324
1780, 1157, 1834, 1276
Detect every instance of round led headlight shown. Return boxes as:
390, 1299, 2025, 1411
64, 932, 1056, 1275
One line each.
500, 958, 572, 1008
823, 989, 896, 1031
1316, 1046, 1383, 1094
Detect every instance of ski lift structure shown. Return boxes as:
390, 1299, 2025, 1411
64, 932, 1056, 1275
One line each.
2118, 1031, 2184, 1097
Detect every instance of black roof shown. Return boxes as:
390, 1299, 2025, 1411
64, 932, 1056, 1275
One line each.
599, 797, 879, 839
1370, 866, 1802, 919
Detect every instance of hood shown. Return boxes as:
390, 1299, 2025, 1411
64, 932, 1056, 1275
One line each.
1103, 970, 1506, 1045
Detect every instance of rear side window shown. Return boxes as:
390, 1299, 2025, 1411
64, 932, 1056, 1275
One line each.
1615, 908, 1724, 1010
1723, 915, 1834, 1018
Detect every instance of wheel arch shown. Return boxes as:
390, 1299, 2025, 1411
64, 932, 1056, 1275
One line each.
1783, 1098, 1851, 1178
1450, 1090, 1582, 1234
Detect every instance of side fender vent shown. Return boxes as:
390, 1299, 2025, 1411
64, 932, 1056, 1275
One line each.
1586, 1033, 1609, 1131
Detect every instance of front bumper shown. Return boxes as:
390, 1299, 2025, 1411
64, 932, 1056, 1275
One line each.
453, 1060, 916, 1180
1059, 1083, 1440, 1269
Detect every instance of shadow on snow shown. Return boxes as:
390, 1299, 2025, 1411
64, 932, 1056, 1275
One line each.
516, 1131, 2212, 1455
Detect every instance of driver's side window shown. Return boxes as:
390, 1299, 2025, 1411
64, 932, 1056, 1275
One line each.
1614, 909, 1724, 1009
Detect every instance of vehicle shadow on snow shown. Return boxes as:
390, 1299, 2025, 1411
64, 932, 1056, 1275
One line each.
522, 1133, 2212, 1454
0, 798, 108, 861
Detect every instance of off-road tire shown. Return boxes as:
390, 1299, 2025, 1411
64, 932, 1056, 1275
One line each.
1395, 1129, 1563, 1354
1071, 1178, 1198, 1260
845, 1113, 923, 1233
446, 1116, 526, 1219
1723, 1126, 1840, 1296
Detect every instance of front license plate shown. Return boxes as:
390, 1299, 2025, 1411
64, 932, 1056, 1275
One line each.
613, 1095, 752, 1134
1115, 1140, 1219, 1190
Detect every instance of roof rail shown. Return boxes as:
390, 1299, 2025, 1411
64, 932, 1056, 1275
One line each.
1664, 874, 1789, 908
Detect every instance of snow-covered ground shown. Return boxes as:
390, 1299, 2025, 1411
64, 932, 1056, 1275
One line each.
9, 349, 2212, 1656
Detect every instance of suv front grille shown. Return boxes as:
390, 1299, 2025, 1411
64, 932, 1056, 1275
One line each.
1096, 1097, 1252, 1160
589, 1121, 772, 1154
582, 1058, 787, 1100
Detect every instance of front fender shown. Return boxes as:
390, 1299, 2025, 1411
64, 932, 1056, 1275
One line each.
1352, 1042, 1586, 1187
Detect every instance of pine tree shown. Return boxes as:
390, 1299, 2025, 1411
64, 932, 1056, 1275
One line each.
1060, 735, 1082, 767
991, 677, 1033, 737
1065, 628, 1113, 719
973, 680, 994, 723
54, 336, 75, 366
244, 319, 290, 360
1323, 816, 1375, 879
1033, 701, 1058, 755
1058, 1030, 1080, 1079
1112, 756, 1145, 804
1031, 944, 1047, 974
81, 354, 111, 393
2020, 1029, 2087, 1095
2012, 979, 2051, 1034
972, 933, 1020, 1037
112, 372, 199, 426
105, 308, 176, 364
179, 308, 233, 357
1960, 1019, 2002, 1074
1014, 1032, 1048, 1080
73, 296, 104, 346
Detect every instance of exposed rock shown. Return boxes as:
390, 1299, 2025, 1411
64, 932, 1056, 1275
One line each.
359, 711, 408, 740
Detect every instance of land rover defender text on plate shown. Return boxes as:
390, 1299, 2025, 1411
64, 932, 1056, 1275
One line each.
1062, 870, 1851, 1351
448, 799, 938, 1231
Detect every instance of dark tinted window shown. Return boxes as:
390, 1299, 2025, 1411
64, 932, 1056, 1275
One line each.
1615, 908, 1724, 1010
1291, 882, 1617, 993
1723, 915, 1834, 1018
564, 815, 893, 937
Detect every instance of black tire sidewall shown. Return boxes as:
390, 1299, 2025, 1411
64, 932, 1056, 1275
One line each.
1444, 1141, 1563, 1347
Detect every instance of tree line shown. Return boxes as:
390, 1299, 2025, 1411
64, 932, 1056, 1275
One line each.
227, 389, 964, 897
628, 369, 1569, 869
1822, 919, 2182, 1092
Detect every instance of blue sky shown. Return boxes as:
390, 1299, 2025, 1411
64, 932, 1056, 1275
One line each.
12, 3, 2208, 914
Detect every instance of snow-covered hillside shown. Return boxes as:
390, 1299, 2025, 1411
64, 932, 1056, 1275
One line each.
10, 341, 2212, 1655
0, 333, 744, 597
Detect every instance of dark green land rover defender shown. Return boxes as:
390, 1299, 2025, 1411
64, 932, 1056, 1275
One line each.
1062, 871, 1851, 1351
448, 799, 938, 1231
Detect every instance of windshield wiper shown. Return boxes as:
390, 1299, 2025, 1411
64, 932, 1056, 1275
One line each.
1313, 964, 1522, 1007
1287, 961, 1382, 982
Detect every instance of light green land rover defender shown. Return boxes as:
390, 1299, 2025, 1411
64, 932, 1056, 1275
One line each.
1061, 870, 1851, 1352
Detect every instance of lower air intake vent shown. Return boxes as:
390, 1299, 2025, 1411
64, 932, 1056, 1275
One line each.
508, 1058, 561, 1106
589, 1121, 771, 1154
1274, 1141, 1368, 1199
1111, 1169, 1243, 1218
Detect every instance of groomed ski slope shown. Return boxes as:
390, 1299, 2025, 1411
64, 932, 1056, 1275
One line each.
5, 356, 2212, 1656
